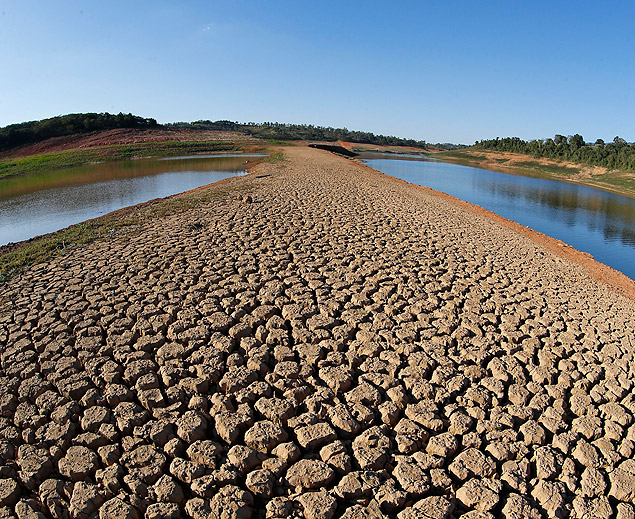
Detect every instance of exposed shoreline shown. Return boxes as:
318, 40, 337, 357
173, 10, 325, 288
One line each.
353, 157, 635, 301
1, 145, 634, 517
436, 149, 635, 200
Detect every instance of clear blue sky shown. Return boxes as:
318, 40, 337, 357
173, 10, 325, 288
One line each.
0, 1, 633, 144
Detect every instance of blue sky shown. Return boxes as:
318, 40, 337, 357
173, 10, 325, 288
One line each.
0, 1, 633, 144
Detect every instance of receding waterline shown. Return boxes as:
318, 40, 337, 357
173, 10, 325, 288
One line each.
362, 154, 635, 281
0, 154, 264, 247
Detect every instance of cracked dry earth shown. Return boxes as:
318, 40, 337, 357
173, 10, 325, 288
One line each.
1, 146, 635, 519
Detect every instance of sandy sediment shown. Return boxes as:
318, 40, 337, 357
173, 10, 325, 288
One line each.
1, 146, 634, 518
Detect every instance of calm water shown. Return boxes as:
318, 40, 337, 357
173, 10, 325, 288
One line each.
361, 154, 635, 280
0, 155, 263, 246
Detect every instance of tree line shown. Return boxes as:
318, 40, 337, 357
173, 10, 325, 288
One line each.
166, 120, 464, 151
0, 113, 158, 152
474, 135, 635, 171
0, 113, 466, 153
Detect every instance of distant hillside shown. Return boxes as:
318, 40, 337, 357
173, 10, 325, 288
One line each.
0, 113, 465, 153
475, 135, 635, 171
0, 113, 158, 152
166, 120, 465, 151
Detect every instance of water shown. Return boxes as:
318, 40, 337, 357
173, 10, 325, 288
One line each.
361, 154, 635, 280
0, 154, 263, 246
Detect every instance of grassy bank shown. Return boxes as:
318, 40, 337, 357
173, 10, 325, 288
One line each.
0, 140, 250, 180
437, 149, 635, 198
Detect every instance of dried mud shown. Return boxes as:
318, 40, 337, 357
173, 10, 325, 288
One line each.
1, 146, 634, 519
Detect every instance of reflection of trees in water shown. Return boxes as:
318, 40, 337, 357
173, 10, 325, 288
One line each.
473, 176, 635, 247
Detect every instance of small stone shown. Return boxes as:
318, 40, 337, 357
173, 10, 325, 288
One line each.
245, 469, 275, 498
393, 456, 430, 496
609, 459, 635, 502
426, 432, 458, 457
58, 446, 99, 481
0, 479, 20, 507
99, 495, 140, 519
519, 421, 547, 446
397, 495, 453, 519
244, 421, 288, 453
530, 480, 567, 516
456, 478, 503, 512
352, 426, 391, 470
297, 490, 337, 519
286, 459, 335, 490
175, 411, 208, 443
145, 502, 180, 519
209, 485, 253, 519
296, 423, 337, 450
500, 493, 541, 519
186, 440, 222, 468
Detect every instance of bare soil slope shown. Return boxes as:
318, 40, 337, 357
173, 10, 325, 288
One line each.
0, 128, 257, 159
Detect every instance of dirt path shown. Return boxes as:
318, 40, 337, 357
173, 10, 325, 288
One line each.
1, 146, 634, 518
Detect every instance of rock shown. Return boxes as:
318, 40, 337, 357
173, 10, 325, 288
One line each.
169, 457, 205, 484
351, 426, 391, 470
297, 490, 337, 519
272, 442, 301, 464
319, 366, 353, 394
244, 421, 288, 453
393, 456, 430, 496
531, 479, 567, 516
69, 481, 106, 519
245, 469, 275, 497
617, 503, 635, 519
17, 445, 53, 488
519, 421, 547, 446
426, 432, 458, 457
227, 445, 266, 473
14, 499, 47, 519
286, 459, 335, 490
145, 502, 180, 519
335, 471, 382, 499
500, 493, 541, 519
81, 406, 112, 432
175, 411, 208, 443
0, 479, 20, 507
99, 495, 140, 519
255, 397, 295, 425
209, 485, 253, 519
397, 495, 453, 519
150, 474, 184, 504
572, 496, 613, 519
296, 423, 337, 450
186, 440, 222, 468
185, 498, 213, 519
456, 478, 503, 512
573, 440, 600, 468
327, 404, 360, 435
375, 479, 407, 512
609, 458, 635, 502
580, 466, 606, 497
121, 444, 166, 485
214, 410, 254, 444
533, 446, 561, 480
448, 448, 495, 480
266, 496, 293, 518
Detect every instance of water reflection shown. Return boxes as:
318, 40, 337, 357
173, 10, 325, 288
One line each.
0, 155, 262, 246
362, 155, 635, 280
